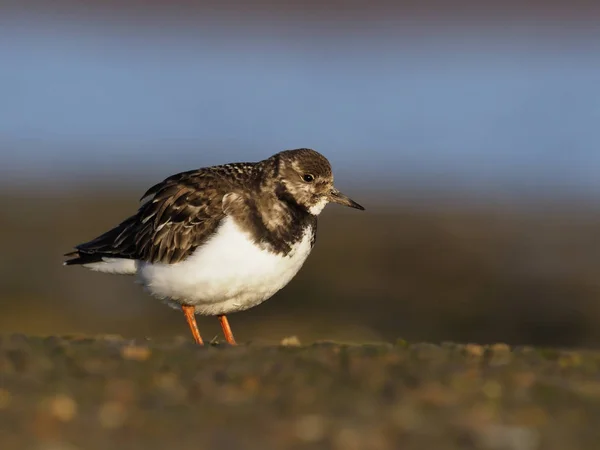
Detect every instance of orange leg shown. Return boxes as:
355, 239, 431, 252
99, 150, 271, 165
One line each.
182, 305, 204, 345
218, 315, 237, 345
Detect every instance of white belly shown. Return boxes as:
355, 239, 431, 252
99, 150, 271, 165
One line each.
135, 216, 314, 315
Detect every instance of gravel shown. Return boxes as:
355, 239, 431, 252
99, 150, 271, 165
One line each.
1, 335, 599, 450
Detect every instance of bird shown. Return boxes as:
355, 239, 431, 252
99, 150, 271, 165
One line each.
64, 148, 364, 345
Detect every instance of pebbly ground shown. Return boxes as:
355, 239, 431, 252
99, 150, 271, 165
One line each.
0, 335, 599, 450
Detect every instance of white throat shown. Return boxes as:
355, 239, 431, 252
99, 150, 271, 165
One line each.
308, 197, 329, 215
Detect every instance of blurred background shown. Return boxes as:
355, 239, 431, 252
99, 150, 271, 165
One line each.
2, 0, 600, 347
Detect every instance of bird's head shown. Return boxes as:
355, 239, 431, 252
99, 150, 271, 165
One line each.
272, 148, 364, 215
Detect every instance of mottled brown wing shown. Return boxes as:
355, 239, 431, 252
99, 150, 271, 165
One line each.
67, 170, 229, 265
132, 175, 227, 263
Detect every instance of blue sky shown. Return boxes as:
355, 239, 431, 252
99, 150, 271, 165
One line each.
1, 15, 600, 197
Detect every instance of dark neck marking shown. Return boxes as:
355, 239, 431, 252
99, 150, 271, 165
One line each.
274, 182, 309, 215
240, 183, 317, 255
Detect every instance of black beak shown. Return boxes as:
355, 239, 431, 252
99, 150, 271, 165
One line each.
328, 188, 365, 210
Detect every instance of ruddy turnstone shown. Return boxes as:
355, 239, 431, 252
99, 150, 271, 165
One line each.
64, 148, 364, 345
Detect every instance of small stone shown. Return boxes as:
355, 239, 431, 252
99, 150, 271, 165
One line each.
418, 382, 457, 406
98, 401, 127, 429
512, 371, 536, 389
100, 334, 124, 343
295, 414, 326, 442
105, 379, 136, 404
559, 353, 582, 368
121, 345, 151, 361
475, 424, 540, 450
48, 394, 77, 422
395, 338, 409, 347
36, 442, 81, 450
280, 336, 301, 347
464, 344, 485, 358
512, 406, 548, 427
153, 372, 186, 403
482, 380, 503, 399
489, 343, 513, 366
0, 389, 11, 409
491, 343, 511, 353
333, 427, 362, 450
573, 381, 600, 398
241, 376, 259, 392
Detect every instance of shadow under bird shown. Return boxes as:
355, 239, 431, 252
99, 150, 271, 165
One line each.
64, 148, 364, 345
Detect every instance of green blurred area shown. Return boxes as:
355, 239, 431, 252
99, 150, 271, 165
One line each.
2, 189, 600, 348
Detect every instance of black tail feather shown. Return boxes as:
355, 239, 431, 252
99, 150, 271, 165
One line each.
63, 215, 138, 266
63, 251, 104, 266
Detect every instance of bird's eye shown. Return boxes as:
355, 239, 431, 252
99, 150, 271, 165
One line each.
302, 174, 315, 183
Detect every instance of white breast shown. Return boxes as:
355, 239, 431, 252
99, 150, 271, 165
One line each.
136, 216, 315, 315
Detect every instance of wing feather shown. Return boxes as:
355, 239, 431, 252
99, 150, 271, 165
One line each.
65, 168, 236, 265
